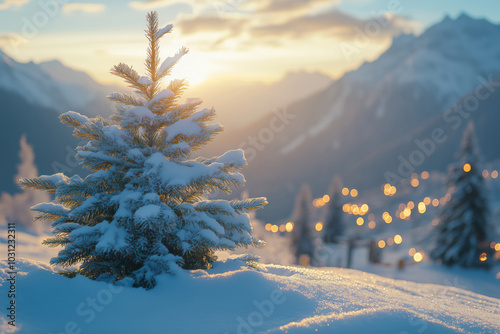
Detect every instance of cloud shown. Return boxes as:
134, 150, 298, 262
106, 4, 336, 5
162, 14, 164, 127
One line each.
129, 0, 204, 10
0, 0, 30, 10
250, 9, 415, 40
246, 0, 335, 14
62, 3, 106, 14
0, 136, 50, 233
176, 14, 247, 36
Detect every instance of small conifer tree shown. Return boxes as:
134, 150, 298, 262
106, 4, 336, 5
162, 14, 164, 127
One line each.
322, 175, 344, 244
430, 122, 494, 268
290, 184, 315, 264
19, 12, 267, 288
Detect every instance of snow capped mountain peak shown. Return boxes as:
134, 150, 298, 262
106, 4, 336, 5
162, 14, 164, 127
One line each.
0, 49, 114, 116
343, 14, 500, 108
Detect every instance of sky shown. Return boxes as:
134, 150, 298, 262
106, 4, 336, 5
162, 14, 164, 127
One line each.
0, 0, 500, 86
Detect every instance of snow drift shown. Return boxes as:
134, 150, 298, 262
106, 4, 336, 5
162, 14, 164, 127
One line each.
1, 258, 499, 333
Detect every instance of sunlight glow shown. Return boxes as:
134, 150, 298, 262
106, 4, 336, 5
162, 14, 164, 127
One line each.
463, 163, 471, 173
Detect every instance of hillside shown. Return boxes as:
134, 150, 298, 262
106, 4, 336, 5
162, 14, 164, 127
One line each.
1, 258, 499, 333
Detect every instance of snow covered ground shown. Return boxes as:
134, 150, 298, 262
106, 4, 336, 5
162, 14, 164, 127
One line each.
0, 257, 499, 334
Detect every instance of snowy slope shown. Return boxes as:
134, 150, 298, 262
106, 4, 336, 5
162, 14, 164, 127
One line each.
1, 259, 499, 334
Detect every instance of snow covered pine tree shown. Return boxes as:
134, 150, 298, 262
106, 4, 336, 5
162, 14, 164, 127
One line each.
19, 11, 267, 289
322, 175, 344, 244
290, 184, 315, 265
430, 122, 494, 268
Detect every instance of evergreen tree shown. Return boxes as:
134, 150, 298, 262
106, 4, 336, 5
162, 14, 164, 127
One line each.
430, 122, 494, 268
19, 12, 267, 288
322, 175, 344, 244
290, 184, 315, 264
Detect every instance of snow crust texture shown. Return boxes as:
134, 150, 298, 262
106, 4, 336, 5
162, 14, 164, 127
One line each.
1, 259, 499, 334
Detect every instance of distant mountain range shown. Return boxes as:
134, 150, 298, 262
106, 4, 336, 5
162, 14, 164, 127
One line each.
188, 71, 333, 129
0, 51, 118, 193
0, 51, 332, 195
204, 13, 500, 221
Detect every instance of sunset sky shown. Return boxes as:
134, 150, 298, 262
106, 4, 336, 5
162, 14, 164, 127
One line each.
1, 0, 500, 86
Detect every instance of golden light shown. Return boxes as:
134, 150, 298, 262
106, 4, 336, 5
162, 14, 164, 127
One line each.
463, 163, 471, 173
482, 170, 489, 178
432, 198, 439, 207
342, 204, 351, 212
411, 179, 419, 187
315, 222, 323, 231
399, 212, 406, 219
408, 248, 416, 256
322, 194, 330, 203
383, 183, 391, 196
418, 202, 426, 214
479, 253, 487, 262
382, 212, 389, 219
360, 204, 369, 213
265, 223, 272, 231
271, 225, 279, 233
399, 203, 406, 211
342, 187, 349, 196
356, 217, 364, 226
394, 234, 402, 244
352, 205, 360, 215
350, 189, 358, 197
407, 201, 415, 209
285, 222, 294, 232
403, 208, 411, 217
492, 170, 499, 179
495, 243, 500, 252
387, 237, 394, 246
378, 240, 386, 248
421, 171, 430, 179
423, 197, 431, 205
279, 224, 286, 232
385, 216, 392, 224
313, 198, 325, 208
389, 186, 397, 196
413, 252, 423, 262
490, 242, 496, 249
368, 221, 376, 229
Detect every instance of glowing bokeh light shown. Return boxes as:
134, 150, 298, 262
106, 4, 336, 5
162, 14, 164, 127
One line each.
413, 252, 423, 262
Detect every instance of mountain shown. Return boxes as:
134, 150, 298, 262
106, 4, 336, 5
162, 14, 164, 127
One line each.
0, 50, 118, 193
0, 50, 116, 116
188, 71, 333, 129
204, 13, 500, 222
